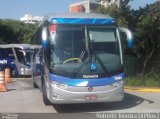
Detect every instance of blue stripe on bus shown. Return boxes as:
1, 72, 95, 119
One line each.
48, 73, 125, 87
70, 18, 84, 23
57, 18, 64, 23
92, 19, 97, 24
50, 18, 116, 25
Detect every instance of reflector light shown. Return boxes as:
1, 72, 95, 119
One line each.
50, 25, 56, 31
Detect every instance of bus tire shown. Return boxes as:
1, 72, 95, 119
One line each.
33, 81, 38, 88
42, 82, 51, 105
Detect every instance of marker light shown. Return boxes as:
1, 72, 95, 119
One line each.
42, 27, 48, 41
42, 27, 48, 48
51, 81, 68, 89
50, 25, 56, 32
112, 80, 124, 87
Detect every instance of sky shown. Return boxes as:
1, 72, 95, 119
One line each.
0, 0, 156, 20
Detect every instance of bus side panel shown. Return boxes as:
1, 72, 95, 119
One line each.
0, 48, 19, 76
7, 58, 19, 76
32, 49, 43, 90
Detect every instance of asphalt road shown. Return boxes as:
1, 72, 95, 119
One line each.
0, 79, 160, 119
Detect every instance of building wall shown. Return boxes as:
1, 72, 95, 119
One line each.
70, 0, 127, 13
70, 1, 90, 13
71, 5, 85, 12
20, 14, 43, 24
70, 0, 101, 13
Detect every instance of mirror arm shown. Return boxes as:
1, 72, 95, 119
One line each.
119, 27, 134, 48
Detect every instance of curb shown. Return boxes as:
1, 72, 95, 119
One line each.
12, 78, 32, 81
125, 87, 160, 93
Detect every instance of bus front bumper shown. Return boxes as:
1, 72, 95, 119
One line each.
47, 82, 124, 104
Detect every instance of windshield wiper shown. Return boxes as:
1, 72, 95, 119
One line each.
93, 52, 110, 75
72, 26, 90, 79
89, 36, 109, 75
71, 51, 85, 78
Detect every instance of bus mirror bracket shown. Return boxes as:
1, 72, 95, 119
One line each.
119, 27, 134, 48
42, 27, 48, 49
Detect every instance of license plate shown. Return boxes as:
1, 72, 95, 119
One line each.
85, 95, 97, 100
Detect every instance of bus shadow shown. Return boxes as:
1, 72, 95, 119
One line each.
53, 93, 145, 113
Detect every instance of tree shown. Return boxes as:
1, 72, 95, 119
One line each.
100, 0, 132, 8
95, 1, 160, 76
0, 19, 37, 44
0, 20, 17, 44
95, 4, 130, 27
135, 2, 160, 75
120, 0, 130, 7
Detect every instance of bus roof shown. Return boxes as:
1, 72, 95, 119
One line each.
43, 13, 117, 25
0, 44, 32, 50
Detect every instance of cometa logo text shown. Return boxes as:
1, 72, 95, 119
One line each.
0, 60, 7, 64
83, 75, 98, 79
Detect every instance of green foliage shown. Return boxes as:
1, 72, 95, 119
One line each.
134, 2, 160, 74
125, 76, 145, 87
125, 74, 160, 87
95, 1, 160, 78
95, 5, 129, 27
0, 19, 38, 44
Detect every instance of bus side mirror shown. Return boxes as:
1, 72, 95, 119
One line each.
42, 27, 48, 49
119, 27, 134, 48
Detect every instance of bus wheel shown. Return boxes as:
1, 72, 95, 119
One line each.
42, 82, 51, 105
33, 81, 38, 88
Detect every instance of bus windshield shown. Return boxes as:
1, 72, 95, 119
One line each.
49, 25, 122, 78
14, 48, 31, 66
25, 51, 31, 65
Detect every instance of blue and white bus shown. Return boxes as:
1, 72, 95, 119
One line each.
0, 44, 32, 77
31, 13, 134, 105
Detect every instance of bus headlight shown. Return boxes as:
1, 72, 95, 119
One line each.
112, 80, 124, 87
20, 67, 31, 75
20, 68, 25, 75
51, 81, 68, 89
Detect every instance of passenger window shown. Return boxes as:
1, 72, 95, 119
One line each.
4, 48, 15, 60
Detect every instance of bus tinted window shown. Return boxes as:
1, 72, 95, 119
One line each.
50, 25, 85, 65
14, 48, 25, 64
0, 48, 15, 59
89, 28, 119, 54
49, 25, 121, 78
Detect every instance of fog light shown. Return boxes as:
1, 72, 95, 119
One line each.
112, 80, 124, 87
53, 93, 58, 98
